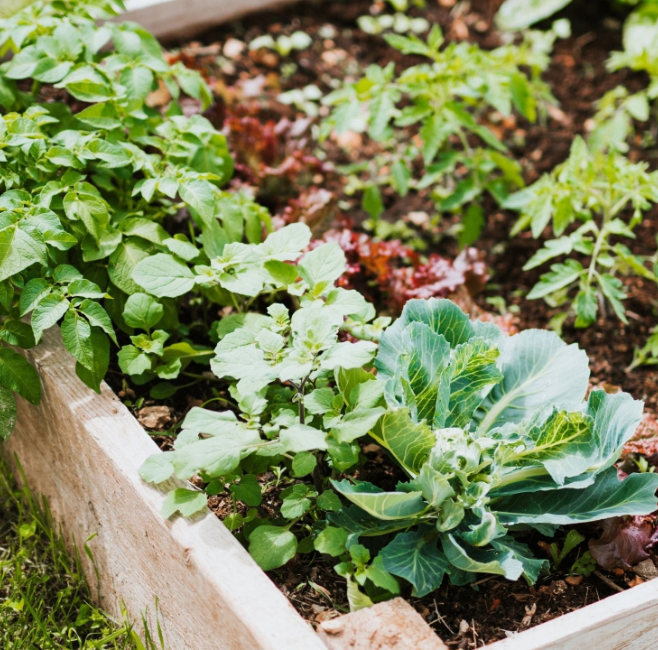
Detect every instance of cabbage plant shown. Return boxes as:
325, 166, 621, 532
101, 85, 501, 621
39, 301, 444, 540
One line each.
331, 299, 658, 599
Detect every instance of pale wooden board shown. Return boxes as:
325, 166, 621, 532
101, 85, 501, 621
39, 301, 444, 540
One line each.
2, 327, 325, 650
318, 598, 447, 650
124, 0, 298, 40
487, 577, 658, 650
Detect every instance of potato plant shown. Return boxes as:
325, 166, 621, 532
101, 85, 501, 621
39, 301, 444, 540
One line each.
0, 0, 268, 438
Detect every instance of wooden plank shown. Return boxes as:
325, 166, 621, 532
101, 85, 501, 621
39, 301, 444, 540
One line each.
2, 327, 325, 650
124, 0, 298, 40
487, 577, 658, 650
318, 598, 447, 650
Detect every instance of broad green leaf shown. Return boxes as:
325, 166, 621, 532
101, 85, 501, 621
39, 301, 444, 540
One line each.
280, 424, 328, 452
0, 225, 46, 282
332, 480, 427, 520
298, 243, 346, 290
78, 300, 117, 343
248, 526, 298, 571
384, 322, 451, 426
123, 293, 164, 331
0, 347, 41, 405
446, 338, 502, 429
331, 407, 386, 444
171, 434, 245, 479
138, 453, 175, 483
443, 534, 524, 580
179, 179, 216, 226
493, 468, 658, 525
31, 293, 69, 343
495, 0, 572, 31
370, 409, 435, 475
376, 298, 499, 379
0, 320, 36, 349
314, 526, 348, 557
108, 238, 152, 295
477, 329, 589, 432
75, 328, 109, 393
132, 253, 195, 298
61, 310, 94, 370
161, 488, 207, 518
381, 527, 448, 597
230, 474, 263, 506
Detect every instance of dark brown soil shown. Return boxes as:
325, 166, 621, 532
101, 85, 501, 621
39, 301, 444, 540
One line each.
108, 0, 658, 646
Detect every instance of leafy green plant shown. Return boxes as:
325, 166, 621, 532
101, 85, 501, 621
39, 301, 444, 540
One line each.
138, 228, 387, 547
0, 0, 276, 438
249, 31, 312, 57
321, 25, 556, 244
327, 299, 658, 601
538, 529, 585, 568
506, 137, 658, 327
357, 13, 429, 36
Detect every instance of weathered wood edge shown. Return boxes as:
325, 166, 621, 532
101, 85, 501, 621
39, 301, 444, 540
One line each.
2, 327, 325, 650
123, 0, 299, 40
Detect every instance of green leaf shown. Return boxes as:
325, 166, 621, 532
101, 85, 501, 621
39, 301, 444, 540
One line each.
179, 179, 216, 226
0, 347, 41, 405
383, 322, 451, 426
331, 480, 427, 520
598, 274, 628, 324
0, 385, 17, 441
75, 328, 109, 393
138, 453, 175, 483
493, 468, 658, 525
248, 526, 298, 571
0, 225, 46, 282
331, 408, 385, 444
298, 243, 346, 290
292, 451, 317, 477
0, 320, 36, 349
495, 0, 572, 30
230, 474, 262, 507
108, 238, 152, 295
132, 253, 195, 298
443, 534, 524, 580
161, 488, 207, 518
362, 185, 384, 220
314, 526, 348, 557
78, 300, 117, 344
527, 261, 582, 300
280, 424, 328, 453
171, 434, 245, 479
381, 527, 448, 597
376, 298, 499, 379
61, 309, 94, 370
123, 293, 164, 331
31, 294, 69, 343
477, 329, 589, 432
370, 409, 435, 475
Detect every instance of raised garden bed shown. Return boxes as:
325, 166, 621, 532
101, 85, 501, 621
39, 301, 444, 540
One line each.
3, 0, 658, 648
4, 325, 658, 649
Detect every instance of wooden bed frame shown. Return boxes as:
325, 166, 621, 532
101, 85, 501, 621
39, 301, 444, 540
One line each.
3, 1, 658, 648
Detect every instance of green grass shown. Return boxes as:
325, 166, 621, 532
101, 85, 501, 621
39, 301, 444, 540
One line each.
0, 458, 163, 650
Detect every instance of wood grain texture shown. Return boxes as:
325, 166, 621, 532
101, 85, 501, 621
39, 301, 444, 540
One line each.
124, 0, 299, 40
2, 327, 324, 650
487, 577, 658, 650
318, 598, 447, 650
